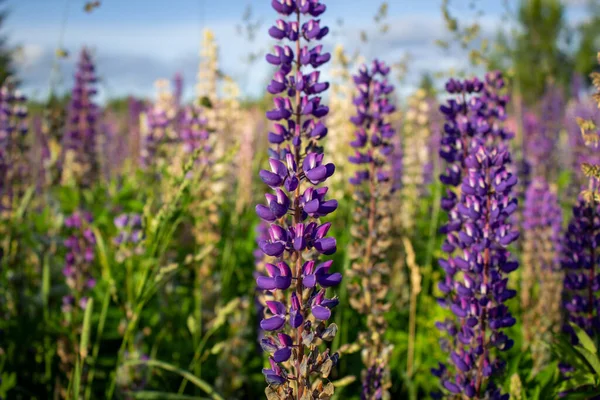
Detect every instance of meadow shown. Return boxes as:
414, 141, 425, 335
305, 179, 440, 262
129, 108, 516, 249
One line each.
2, 0, 600, 399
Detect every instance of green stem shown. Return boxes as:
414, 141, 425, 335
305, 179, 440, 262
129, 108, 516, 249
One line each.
84, 290, 111, 400
177, 324, 220, 394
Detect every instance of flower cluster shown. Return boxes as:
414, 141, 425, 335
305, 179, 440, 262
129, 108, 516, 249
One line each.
434, 139, 519, 399
0, 79, 28, 215
325, 44, 358, 198
255, 1, 342, 398
362, 361, 387, 400
62, 211, 96, 313
439, 73, 512, 272
346, 59, 396, 400
400, 88, 431, 233
561, 197, 600, 342
179, 105, 212, 165
140, 99, 171, 171
113, 213, 144, 262
521, 178, 563, 370
62, 48, 100, 187
435, 72, 518, 399
522, 84, 564, 180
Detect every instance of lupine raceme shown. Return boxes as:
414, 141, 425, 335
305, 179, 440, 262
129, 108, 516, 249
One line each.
61, 48, 100, 187
434, 72, 518, 399
0, 78, 28, 216
62, 211, 96, 313
400, 88, 431, 234
562, 52, 600, 344
346, 60, 396, 400
255, 1, 342, 398
326, 44, 359, 198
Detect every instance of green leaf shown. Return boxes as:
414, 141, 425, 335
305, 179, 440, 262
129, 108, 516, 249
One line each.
577, 346, 600, 376
571, 323, 598, 354
92, 227, 117, 302
12, 185, 35, 221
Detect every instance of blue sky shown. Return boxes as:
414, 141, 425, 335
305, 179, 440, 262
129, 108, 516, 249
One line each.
5, 0, 590, 101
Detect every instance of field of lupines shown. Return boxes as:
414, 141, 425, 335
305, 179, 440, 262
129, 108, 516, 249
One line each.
2, 0, 600, 399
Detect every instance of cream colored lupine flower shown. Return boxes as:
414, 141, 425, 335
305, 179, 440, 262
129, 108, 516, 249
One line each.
326, 45, 359, 198
196, 29, 219, 104
399, 89, 431, 233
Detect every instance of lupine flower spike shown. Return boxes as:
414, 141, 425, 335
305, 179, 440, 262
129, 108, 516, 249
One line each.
61, 48, 100, 187
0, 79, 28, 215
62, 211, 96, 313
400, 88, 431, 233
434, 73, 518, 399
347, 59, 396, 400
562, 52, 600, 344
255, 1, 341, 398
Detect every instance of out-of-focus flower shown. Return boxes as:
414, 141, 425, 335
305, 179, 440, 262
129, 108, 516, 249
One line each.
400, 88, 431, 233
347, 59, 396, 400
113, 213, 144, 263
61, 48, 100, 187
0, 78, 28, 215
521, 178, 562, 372
561, 197, 600, 343
62, 211, 96, 313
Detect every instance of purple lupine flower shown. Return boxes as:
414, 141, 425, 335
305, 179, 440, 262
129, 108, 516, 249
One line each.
435, 138, 518, 399
140, 106, 169, 170
255, 1, 340, 396
254, 221, 272, 352
362, 362, 386, 400
435, 72, 517, 399
438, 73, 512, 264
179, 105, 212, 166
346, 59, 396, 400
522, 84, 564, 179
62, 211, 96, 312
0, 79, 29, 214
113, 213, 144, 263
561, 197, 600, 342
62, 48, 100, 187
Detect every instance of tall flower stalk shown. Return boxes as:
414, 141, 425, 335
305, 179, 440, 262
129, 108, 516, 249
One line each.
0, 79, 28, 216
255, 1, 342, 398
326, 44, 358, 198
61, 48, 99, 187
434, 73, 518, 399
400, 88, 431, 233
561, 196, 600, 342
562, 52, 600, 343
521, 177, 562, 372
346, 60, 396, 400
62, 211, 97, 314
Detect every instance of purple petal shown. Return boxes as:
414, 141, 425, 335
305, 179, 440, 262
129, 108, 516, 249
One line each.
260, 316, 286, 331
